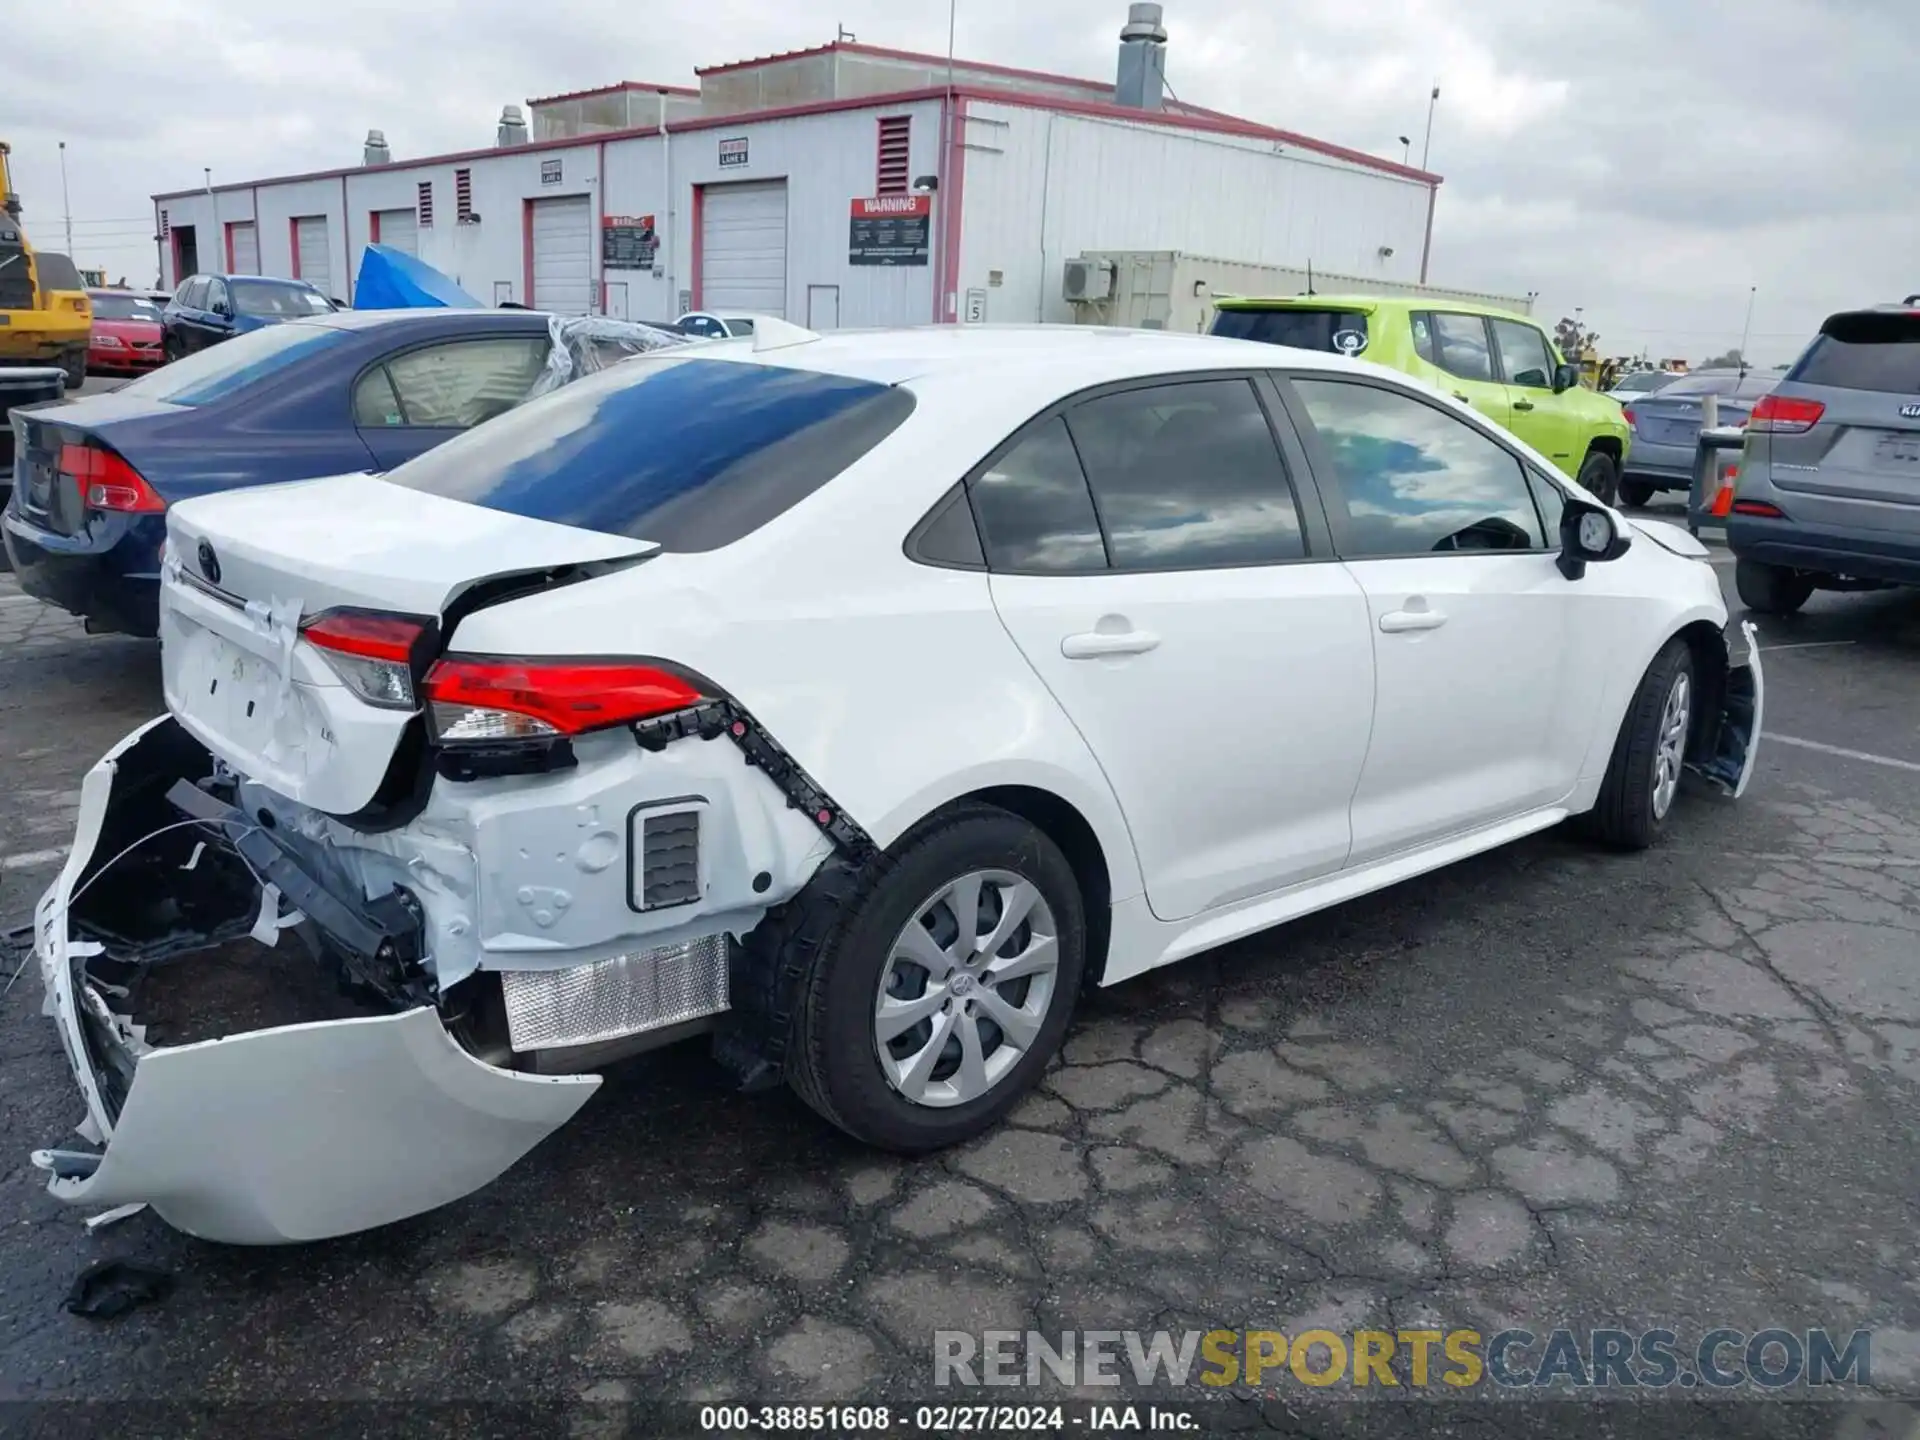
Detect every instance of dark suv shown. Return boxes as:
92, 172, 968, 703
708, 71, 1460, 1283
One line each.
1729, 305, 1920, 614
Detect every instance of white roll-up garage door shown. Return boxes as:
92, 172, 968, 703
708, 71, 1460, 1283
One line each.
700, 181, 788, 318
229, 221, 259, 275
530, 196, 593, 314
373, 208, 417, 256
295, 216, 332, 297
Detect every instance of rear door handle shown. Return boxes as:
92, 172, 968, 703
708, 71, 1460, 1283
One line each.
1061, 629, 1160, 659
1379, 608, 1447, 633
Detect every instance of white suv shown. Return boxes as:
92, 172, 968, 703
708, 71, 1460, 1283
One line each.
33, 323, 1763, 1243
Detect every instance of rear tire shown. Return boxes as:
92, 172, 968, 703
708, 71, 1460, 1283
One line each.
1618, 477, 1657, 508
1736, 559, 1815, 616
1582, 638, 1694, 851
785, 805, 1086, 1154
60, 350, 85, 390
1577, 450, 1620, 506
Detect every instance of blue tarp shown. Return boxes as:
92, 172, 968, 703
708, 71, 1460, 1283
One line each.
352, 244, 483, 310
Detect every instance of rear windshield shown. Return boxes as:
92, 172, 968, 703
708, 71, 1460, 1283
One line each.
1613, 371, 1673, 394
1211, 307, 1371, 357
115, 321, 349, 406
1661, 371, 1776, 400
386, 355, 916, 551
231, 279, 334, 318
89, 292, 163, 321
1787, 313, 1920, 394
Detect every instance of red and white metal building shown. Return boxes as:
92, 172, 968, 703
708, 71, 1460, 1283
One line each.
151, 7, 1444, 330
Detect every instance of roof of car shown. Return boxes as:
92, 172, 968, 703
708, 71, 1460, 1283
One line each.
185, 273, 325, 288
1212, 293, 1531, 320
301, 308, 555, 334
689, 322, 1370, 387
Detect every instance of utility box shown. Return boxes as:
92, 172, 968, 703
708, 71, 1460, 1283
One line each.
1064, 250, 1534, 334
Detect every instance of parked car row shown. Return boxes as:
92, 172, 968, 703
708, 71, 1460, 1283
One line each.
19, 315, 1764, 1244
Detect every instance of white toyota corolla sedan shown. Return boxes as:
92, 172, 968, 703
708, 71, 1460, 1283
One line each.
31, 322, 1762, 1243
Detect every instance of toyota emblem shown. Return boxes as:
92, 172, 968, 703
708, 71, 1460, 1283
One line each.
196, 539, 222, 587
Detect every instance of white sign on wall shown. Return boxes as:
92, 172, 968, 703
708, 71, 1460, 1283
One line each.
718, 137, 749, 169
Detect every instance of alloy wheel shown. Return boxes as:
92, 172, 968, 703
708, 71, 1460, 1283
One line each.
873, 869, 1060, 1108
1651, 671, 1690, 820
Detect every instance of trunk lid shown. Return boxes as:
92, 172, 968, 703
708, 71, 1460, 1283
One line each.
8, 394, 190, 534
1630, 394, 1753, 447
160, 473, 656, 815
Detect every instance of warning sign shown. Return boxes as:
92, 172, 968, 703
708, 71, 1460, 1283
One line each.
848, 195, 931, 267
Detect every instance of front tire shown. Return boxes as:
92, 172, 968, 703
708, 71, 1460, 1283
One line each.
1583, 638, 1694, 850
1618, 476, 1657, 508
60, 350, 85, 389
1735, 559, 1815, 616
785, 805, 1086, 1153
1578, 450, 1620, 506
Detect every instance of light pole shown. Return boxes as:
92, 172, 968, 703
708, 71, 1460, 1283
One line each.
1738, 285, 1756, 374
58, 142, 73, 255
1420, 84, 1440, 169
1398, 135, 1410, 165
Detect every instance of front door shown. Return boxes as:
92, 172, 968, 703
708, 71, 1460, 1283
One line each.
1283, 372, 1576, 865
975, 373, 1375, 922
1490, 317, 1580, 472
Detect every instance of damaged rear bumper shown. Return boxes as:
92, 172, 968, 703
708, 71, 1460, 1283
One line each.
33, 719, 599, 1245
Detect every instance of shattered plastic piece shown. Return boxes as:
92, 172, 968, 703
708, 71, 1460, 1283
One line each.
522, 315, 689, 402
247, 883, 304, 947
63, 1258, 174, 1319
84, 1202, 147, 1232
179, 841, 205, 872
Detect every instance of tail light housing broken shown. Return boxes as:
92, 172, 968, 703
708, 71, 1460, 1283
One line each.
424, 657, 703, 743
301, 610, 430, 710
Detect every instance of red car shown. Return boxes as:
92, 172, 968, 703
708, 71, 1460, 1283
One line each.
85, 289, 166, 374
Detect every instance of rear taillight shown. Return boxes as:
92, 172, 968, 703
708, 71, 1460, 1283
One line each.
1622, 407, 1636, 425
300, 610, 428, 710
60, 443, 165, 513
1747, 394, 1825, 434
424, 658, 703, 743
1731, 499, 1787, 518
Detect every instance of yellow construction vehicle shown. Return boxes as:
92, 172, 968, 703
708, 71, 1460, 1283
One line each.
0, 140, 91, 387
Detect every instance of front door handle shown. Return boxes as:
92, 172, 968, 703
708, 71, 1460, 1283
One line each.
1061, 629, 1160, 659
1513, 398, 1536, 412
1379, 606, 1447, 634
1452, 392, 1472, 405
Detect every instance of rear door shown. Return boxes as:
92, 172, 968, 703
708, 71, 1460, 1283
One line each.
351, 333, 553, 469
1758, 312, 1920, 533
977, 372, 1376, 922
1413, 312, 1512, 431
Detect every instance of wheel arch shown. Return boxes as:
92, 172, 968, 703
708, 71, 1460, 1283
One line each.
1573, 603, 1729, 803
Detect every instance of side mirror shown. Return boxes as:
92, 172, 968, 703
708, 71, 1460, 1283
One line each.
1552, 362, 1582, 394
1557, 499, 1631, 580
212, 303, 233, 321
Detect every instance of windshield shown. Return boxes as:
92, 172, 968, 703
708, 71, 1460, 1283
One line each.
387, 355, 915, 551
230, 279, 334, 318
115, 322, 348, 406
89, 292, 164, 322
1211, 307, 1371, 356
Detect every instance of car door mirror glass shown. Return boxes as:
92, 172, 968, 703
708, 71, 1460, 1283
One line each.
1556, 498, 1631, 580
1553, 363, 1582, 393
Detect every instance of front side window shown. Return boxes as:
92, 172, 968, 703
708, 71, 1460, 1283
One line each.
1429, 313, 1495, 383
1290, 378, 1546, 557
371, 336, 552, 428
968, 415, 1107, 574
1065, 378, 1306, 569
207, 279, 229, 314
1491, 320, 1555, 389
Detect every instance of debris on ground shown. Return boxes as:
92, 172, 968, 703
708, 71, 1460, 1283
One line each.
63, 1259, 175, 1319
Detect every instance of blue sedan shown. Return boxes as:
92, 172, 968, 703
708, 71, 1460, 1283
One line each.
3, 308, 680, 636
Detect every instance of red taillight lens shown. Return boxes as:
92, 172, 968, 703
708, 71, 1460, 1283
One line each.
424, 658, 703, 743
59, 443, 166, 513
1622, 407, 1636, 425
1747, 394, 1825, 434
1731, 499, 1786, 518
300, 610, 428, 710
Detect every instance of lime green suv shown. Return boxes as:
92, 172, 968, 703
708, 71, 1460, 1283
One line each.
1211, 295, 1632, 503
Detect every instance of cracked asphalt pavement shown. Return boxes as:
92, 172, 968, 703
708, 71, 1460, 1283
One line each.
3, 513, 1920, 1436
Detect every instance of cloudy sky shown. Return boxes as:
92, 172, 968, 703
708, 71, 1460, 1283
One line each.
9, 0, 1909, 365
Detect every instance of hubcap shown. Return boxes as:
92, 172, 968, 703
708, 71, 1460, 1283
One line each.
1652, 671, 1690, 819
873, 869, 1059, 1109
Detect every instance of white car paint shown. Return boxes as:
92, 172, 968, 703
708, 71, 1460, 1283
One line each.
33, 325, 1762, 1243
674, 310, 776, 340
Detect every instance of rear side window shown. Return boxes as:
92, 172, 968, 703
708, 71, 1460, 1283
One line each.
1065, 379, 1306, 568
365, 336, 551, 428
1212, 307, 1370, 358
115, 322, 349, 407
1788, 313, 1920, 394
1429, 313, 1495, 382
386, 356, 915, 551
968, 415, 1108, 574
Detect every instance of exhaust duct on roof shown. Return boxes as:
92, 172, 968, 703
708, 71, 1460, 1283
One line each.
497, 105, 529, 147
363, 129, 391, 166
1115, 2, 1168, 112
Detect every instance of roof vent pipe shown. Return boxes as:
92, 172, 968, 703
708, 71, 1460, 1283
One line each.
363, 129, 391, 166
1115, 2, 1168, 111
497, 105, 529, 147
